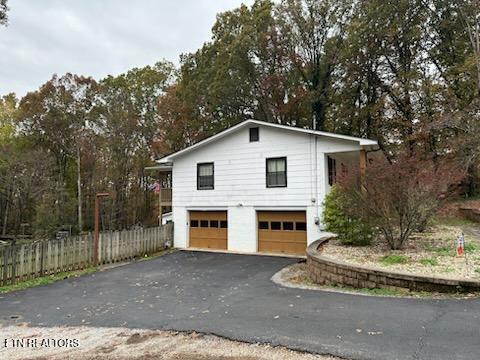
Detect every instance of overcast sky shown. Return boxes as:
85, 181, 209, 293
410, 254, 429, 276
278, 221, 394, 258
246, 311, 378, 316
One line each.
0, 0, 254, 97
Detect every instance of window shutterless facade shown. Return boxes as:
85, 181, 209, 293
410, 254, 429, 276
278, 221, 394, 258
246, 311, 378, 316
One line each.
197, 162, 214, 190
249, 127, 259, 142
327, 156, 336, 186
266, 157, 287, 188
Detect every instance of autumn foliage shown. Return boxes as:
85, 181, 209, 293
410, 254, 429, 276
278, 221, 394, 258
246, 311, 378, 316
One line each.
335, 154, 465, 250
1, 0, 480, 238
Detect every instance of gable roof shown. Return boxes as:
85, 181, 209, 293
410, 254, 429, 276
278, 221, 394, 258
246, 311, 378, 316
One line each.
157, 119, 378, 163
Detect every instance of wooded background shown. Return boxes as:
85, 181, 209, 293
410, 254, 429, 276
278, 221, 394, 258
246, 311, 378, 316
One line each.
0, 0, 479, 239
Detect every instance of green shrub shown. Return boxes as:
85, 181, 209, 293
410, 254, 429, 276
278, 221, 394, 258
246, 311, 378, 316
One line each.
379, 254, 409, 266
323, 186, 375, 246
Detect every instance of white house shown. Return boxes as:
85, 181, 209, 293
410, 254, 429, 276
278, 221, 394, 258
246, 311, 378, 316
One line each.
155, 119, 378, 256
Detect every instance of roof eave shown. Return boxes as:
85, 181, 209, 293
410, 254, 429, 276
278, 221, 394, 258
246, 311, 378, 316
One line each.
155, 119, 379, 162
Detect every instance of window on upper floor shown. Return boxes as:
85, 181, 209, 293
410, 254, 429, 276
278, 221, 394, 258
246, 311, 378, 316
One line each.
249, 127, 259, 142
266, 157, 287, 188
197, 162, 214, 190
328, 156, 337, 186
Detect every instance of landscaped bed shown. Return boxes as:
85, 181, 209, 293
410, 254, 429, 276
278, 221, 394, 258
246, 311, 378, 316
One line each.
272, 217, 480, 297
322, 219, 480, 281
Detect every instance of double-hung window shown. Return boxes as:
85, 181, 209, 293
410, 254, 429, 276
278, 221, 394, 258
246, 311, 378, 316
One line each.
197, 163, 214, 190
266, 157, 287, 188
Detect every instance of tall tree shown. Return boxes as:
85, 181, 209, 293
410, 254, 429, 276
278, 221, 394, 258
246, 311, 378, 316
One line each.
277, 0, 353, 130
95, 62, 174, 229
428, 0, 480, 193
0, 93, 16, 235
0, 0, 8, 26
17, 74, 98, 233
458, 0, 480, 95
332, 0, 435, 158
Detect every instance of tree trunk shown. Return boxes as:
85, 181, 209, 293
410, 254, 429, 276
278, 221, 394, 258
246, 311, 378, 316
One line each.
312, 99, 326, 130
467, 163, 478, 197
2, 183, 10, 236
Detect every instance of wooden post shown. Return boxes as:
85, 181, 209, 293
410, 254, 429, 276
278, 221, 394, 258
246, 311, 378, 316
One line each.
77, 146, 83, 233
40, 241, 45, 276
159, 185, 163, 226
93, 193, 110, 266
359, 149, 367, 192
11, 245, 16, 284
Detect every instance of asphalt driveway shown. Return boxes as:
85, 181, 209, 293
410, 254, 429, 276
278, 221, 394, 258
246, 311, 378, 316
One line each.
0, 251, 479, 360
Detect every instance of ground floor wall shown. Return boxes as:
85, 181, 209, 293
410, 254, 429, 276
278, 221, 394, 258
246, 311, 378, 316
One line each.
172, 205, 327, 253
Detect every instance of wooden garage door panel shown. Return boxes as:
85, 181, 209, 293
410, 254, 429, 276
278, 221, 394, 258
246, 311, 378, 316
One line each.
258, 240, 306, 255
189, 211, 227, 250
257, 211, 305, 222
257, 211, 307, 255
190, 211, 227, 221
258, 231, 306, 244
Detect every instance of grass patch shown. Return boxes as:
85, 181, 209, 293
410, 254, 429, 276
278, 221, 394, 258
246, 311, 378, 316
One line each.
0, 267, 97, 294
431, 217, 475, 227
419, 258, 439, 266
332, 284, 434, 298
140, 248, 177, 261
475, 268, 480, 274
358, 287, 407, 297
0, 249, 175, 294
378, 254, 409, 266
442, 266, 455, 274
328, 282, 405, 296
465, 243, 478, 253
431, 246, 455, 257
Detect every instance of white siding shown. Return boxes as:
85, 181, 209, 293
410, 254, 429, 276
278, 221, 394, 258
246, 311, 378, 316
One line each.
173, 207, 188, 248
171, 124, 362, 251
228, 207, 257, 252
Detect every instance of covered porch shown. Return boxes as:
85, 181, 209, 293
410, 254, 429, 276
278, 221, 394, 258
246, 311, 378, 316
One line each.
325, 149, 367, 189
145, 163, 173, 225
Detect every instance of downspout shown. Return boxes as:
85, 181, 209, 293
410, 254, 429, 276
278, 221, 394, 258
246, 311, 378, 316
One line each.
313, 115, 320, 227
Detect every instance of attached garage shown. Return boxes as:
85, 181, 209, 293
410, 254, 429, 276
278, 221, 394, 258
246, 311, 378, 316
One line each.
257, 211, 307, 255
189, 211, 228, 250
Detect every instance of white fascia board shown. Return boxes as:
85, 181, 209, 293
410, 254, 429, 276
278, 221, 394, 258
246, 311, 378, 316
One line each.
245, 119, 378, 147
156, 119, 378, 163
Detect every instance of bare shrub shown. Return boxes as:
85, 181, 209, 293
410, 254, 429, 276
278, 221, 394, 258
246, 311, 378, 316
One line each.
337, 154, 464, 250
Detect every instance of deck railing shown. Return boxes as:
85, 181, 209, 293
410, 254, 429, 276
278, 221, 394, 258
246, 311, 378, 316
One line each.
160, 188, 172, 204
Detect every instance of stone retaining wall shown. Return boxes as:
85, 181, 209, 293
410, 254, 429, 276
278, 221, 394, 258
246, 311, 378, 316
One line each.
306, 237, 480, 293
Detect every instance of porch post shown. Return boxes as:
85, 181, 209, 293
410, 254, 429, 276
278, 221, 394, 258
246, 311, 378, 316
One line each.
159, 172, 163, 227
359, 149, 367, 179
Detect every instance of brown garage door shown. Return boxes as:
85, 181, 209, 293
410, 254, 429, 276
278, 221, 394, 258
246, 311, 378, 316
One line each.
257, 211, 307, 255
189, 211, 228, 250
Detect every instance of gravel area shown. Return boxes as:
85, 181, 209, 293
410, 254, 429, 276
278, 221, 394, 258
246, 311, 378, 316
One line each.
322, 223, 480, 280
0, 325, 338, 360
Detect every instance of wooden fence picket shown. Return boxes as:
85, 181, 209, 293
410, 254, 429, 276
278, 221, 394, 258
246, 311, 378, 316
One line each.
0, 224, 172, 286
